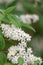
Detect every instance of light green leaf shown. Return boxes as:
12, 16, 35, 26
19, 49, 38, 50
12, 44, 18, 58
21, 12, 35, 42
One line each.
18, 57, 24, 65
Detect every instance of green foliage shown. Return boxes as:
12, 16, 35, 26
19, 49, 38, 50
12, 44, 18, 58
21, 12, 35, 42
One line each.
0, 13, 4, 21
21, 22, 36, 32
18, 57, 24, 65
0, 52, 7, 65
34, 60, 40, 65
8, 0, 19, 7
11, 10, 25, 15
0, 4, 6, 9
2, 16, 12, 24
7, 14, 21, 27
0, 34, 5, 50
7, 14, 35, 32
35, 15, 43, 35
4, 62, 13, 65
23, 0, 43, 15
4, 6, 16, 14
23, 2, 38, 14
0, 5, 35, 32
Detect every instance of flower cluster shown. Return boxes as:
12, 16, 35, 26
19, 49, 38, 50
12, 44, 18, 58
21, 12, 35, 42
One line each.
1, 24, 42, 65
16, 14, 39, 24
7, 42, 42, 65
1, 24, 31, 42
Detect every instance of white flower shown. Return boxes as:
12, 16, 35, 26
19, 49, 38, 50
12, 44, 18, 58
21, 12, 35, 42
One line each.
1, 24, 31, 42
16, 14, 39, 24
28, 54, 41, 65
27, 48, 33, 55
18, 42, 27, 47
32, 14, 39, 23
1, 23, 42, 65
7, 53, 12, 60
11, 56, 18, 64
19, 15, 32, 24
7, 42, 42, 65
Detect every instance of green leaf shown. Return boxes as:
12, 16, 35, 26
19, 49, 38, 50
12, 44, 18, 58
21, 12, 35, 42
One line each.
7, 14, 35, 32
4, 6, 16, 14
0, 4, 6, 9
36, 15, 43, 35
1, 11, 35, 32
7, 14, 21, 27
8, 0, 19, 7
0, 34, 5, 50
9, 14, 21, 27
23, 2, 37, 13
18, 57, 24, 65
21, 22, 36, 32
0, 13, 4, 21
4, 62, 13, 65
34, 60, 40, 65
2, 16, 12, 24
0, 52, 7, 65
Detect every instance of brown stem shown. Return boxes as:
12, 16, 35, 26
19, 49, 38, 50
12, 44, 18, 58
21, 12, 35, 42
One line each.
0, 50, 8, 53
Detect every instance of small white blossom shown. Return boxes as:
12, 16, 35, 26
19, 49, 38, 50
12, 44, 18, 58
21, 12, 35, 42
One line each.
11, 56, 18, 64
1, 24, 31, 42
19, 15, 32, 24
16, 14, 39, 24
1, 23, 42, 65
32, 14, 39, 23
7, 42, 42, 65
27, 54, 42, 65
27, 48, 33, 55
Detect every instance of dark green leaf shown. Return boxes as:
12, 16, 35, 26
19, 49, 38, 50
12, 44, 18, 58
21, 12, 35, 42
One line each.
0, 52, 7, 65
0, 35, 5, 50
23, 2, 37, 13
21, 22, 36, 32
36, 15, 43, 35
8, 0, 19, 7
0, 13, 4, 21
